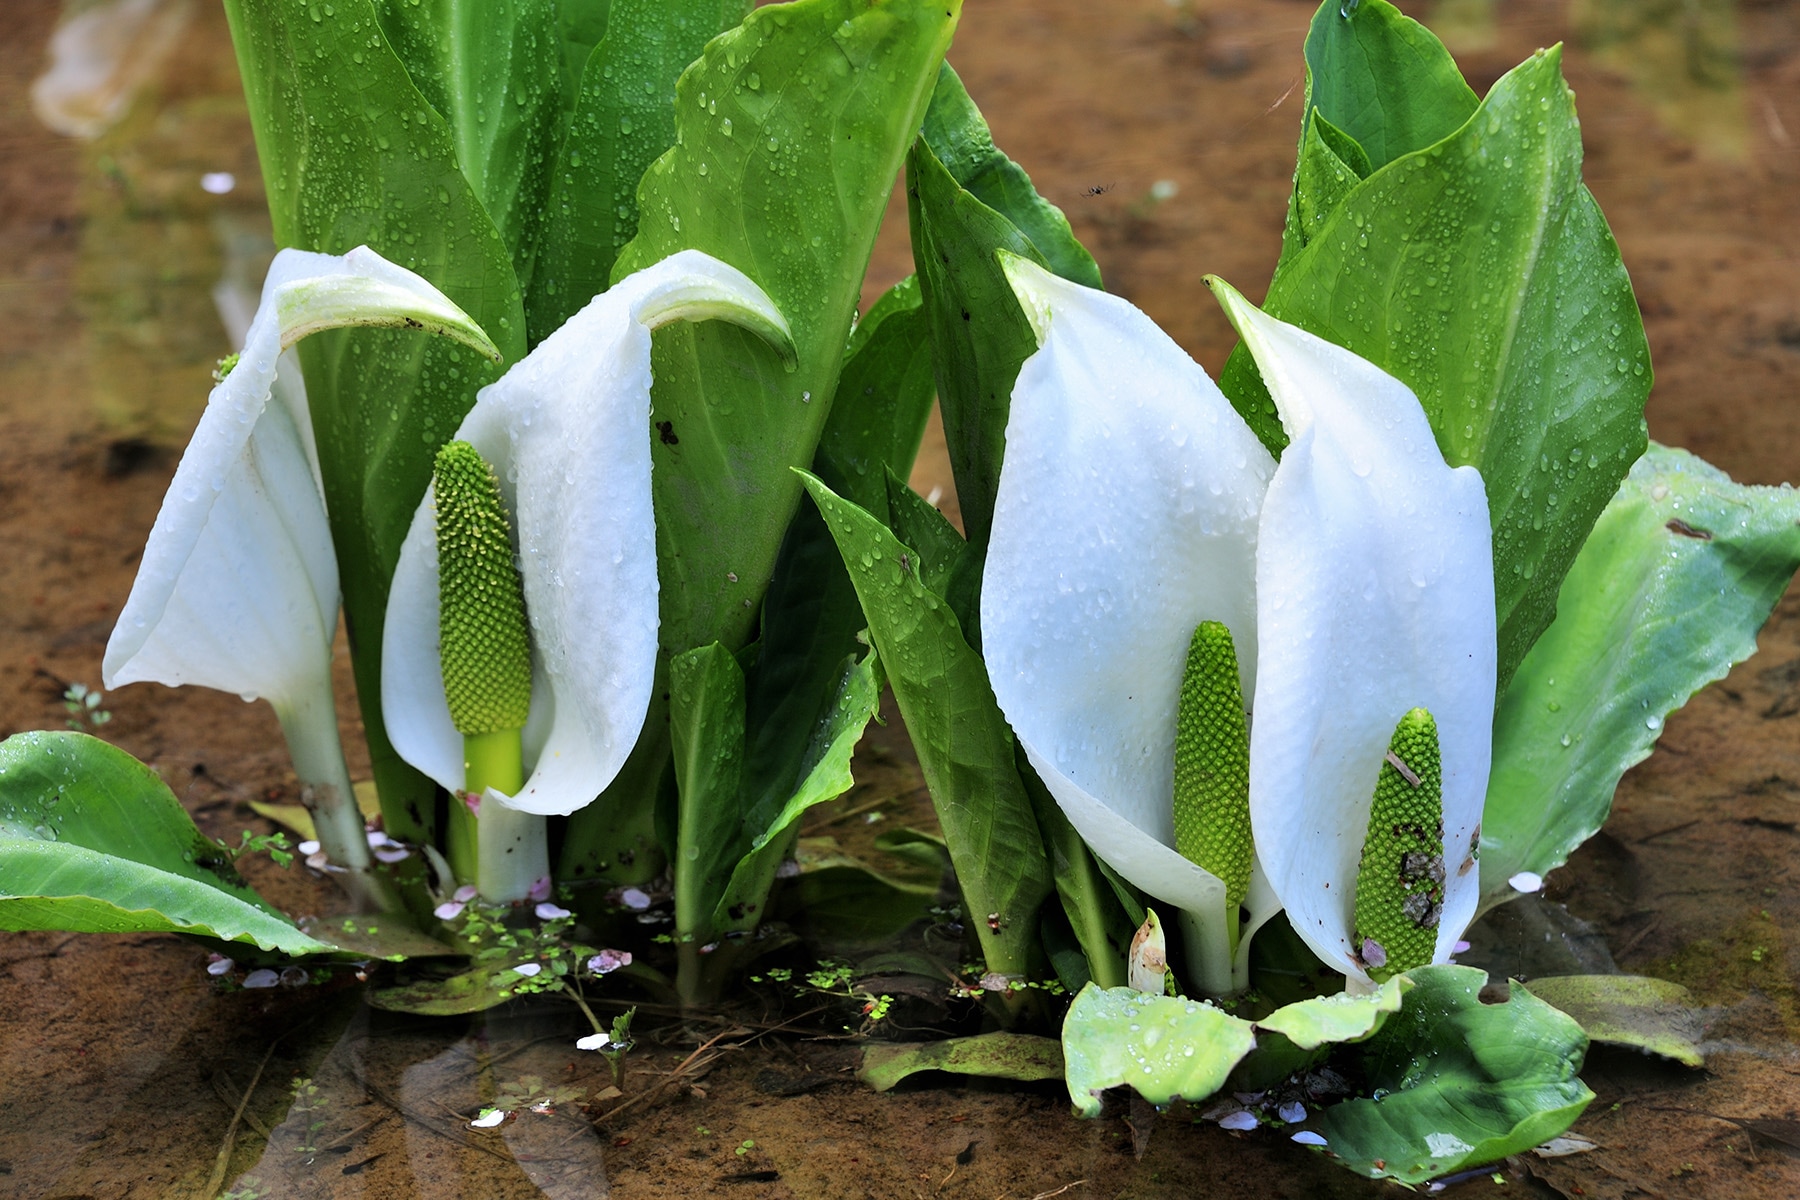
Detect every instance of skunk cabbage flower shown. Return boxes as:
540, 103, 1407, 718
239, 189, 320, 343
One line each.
104, 246, 499, 907
1210, 280, 1494, 989
982, 255, 1280, 995
983, 256, 1495, 994
382, 250, 792, 827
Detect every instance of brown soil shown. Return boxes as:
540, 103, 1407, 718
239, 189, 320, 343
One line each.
4, 0, 1800, 1197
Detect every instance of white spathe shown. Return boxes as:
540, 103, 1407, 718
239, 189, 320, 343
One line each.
1209, 279, 1496, 985
382, 250, 791, 817
981, 254, 1280, 994
103, 245, 498, 903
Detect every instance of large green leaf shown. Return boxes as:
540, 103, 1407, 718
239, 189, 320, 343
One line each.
526, 0, 750, 343
0, 733, 332, 955
223, 0, 527, 841
906, 63, 1099, 552
613, 0, 959, 658
1481, 444, 1800, 907
372, 0, 564, 285
552, 0, 614, 103
1309, 965, 1593, 1184
1061, 985, 1257, 1118
1221, 40, 1651, 691
800, 471, 1052, 983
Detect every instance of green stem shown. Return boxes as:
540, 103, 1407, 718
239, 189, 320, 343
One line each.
273, 683, 401, 913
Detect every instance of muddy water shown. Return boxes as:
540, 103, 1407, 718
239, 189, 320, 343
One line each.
3, 0, 1799, 1196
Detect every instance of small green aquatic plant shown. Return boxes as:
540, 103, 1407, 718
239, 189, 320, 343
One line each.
6, 0, 1800, 1186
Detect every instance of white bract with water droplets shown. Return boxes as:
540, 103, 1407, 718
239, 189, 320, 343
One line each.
382, 250, 792, 817
103, 246, 499, 903
982, 254, 1280, 995
983, 255, 1496, 993
1210, 280, 1495, 988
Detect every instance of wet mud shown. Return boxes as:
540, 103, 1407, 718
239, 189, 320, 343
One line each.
3, 0, 1799, 1196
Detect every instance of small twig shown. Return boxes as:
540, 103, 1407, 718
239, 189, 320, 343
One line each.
1021, 1182, 1088, 1200
211, 1072, 273, 1139
203, 1042, 276, 1198
1384, 750, 1421, 788
1636, 818, 1702, 844
821, 785, 926, 827
318, 1112, 391, 1152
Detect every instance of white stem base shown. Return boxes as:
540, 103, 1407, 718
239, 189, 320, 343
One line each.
273, 681, 397, 912
477, 792, 549, 903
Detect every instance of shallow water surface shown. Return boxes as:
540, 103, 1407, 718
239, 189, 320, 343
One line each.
3, 0, 1799, 1196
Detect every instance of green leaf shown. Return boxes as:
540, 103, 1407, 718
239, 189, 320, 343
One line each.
1517, 975, 1706, 1068
1282, 110, 1369, 261
1482, 444, 1800, 905
1022, 753, 1133, 991
1221, 43, 1650, 691
1309, 965, 1593, 1184
1301, 0, 1476, 172
613, 0, 960, 658
1060, 985, 1257, 1119
714, 648, 886, 935
740, 276, 936, 826
860, 1032, 1064, 1092
0, 732, 332, 955
799, 471, 1053, 981
372, 0, 564, 285
526, 0, 750, 342
669, 643, 749, 945
824, 276, 937, 511
1255, 974, 1409, 1049
224, 0, 527, 841
907, 63, 1098, 552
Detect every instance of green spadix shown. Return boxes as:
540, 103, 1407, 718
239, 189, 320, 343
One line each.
1352, 707, 1446, 982
1172, 621, 1253, 929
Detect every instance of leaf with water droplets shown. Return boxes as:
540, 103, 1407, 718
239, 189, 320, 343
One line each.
1481, 444, 1800, 909
1060, 984, 1257, 1118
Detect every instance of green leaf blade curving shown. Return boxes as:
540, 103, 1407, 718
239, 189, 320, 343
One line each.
907, 63, 1098, 554
1061, 985, 1257, 1119
614, 0, 961, 658
1481, 444, 1800, 907
799, 471, 1053, 985
1309, 965, 1593, 1184
0, 733, 332, 955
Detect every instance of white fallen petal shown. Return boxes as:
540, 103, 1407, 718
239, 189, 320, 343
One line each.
433, 901, 466, 921
1291, 1130, 1328, 1147
1508, 871, 1543, 894
587, 949, 631, 974
1277, 1101, 1307, 1123
470, 1108, 506, 1129
242, 968, 280, 989
206, 956, 235, 976
1211, 280, 1496, 984
453, 885, 478, 903
983, 255, 1277, 993
297, 840, 321, 856
512, 962, 543, 977
575, 1033, 608, 1051
618, 887, 652, 912
1217, 1110, 1260, 1131
534, 903, 572, 920
383, 250, 789, 816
